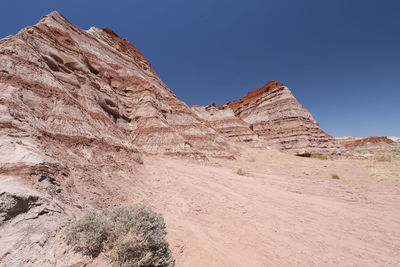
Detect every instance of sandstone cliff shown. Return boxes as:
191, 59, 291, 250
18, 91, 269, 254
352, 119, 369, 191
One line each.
192, 81, 342, 155
0, 11, 235, 161
0, 11, 236, 265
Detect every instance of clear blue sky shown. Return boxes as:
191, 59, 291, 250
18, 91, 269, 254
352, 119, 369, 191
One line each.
1, 0, 399, 137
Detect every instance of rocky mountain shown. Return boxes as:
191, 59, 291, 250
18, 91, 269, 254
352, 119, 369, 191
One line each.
0, 11, 344, 266
0, 11, 236, 265
192, 81, 342, 155
2, 11, 400, 267
0, 11, 236, 160
0, 11, 341, 161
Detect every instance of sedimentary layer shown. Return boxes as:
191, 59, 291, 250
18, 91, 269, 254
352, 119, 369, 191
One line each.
0, 11, 235, 159
337, 136, 400, 154
192, 81, 342, 155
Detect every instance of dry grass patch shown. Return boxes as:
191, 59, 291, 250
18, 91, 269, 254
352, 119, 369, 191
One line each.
375, 155, 392, 162
310, 153, 328, 160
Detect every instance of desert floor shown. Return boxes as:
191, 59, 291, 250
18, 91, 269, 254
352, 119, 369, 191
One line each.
125, 146, 400, 266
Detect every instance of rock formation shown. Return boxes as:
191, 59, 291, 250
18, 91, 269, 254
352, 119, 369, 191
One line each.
0, 11, 237, 265
337, 136, 400, 155
0, 11, 235, 161
1, 11, 396, 267
0, 11, 343, 173
192, 81, 342, 155
338, 136, 394, 147
191, 104, 261, 146
0, 12, 342, 264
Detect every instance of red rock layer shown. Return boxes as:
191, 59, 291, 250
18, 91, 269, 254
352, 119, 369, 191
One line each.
338, 136, 394, 148
193, 81, 342, 155
1, 11, 342, 158
0, 11, 235, 159
227, 81, 284, 111
336, 136, 399, 154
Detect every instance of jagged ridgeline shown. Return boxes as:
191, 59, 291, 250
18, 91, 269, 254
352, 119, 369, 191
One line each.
0, 11, 340, 158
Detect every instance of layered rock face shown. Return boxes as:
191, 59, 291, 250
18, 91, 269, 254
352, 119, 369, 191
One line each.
191, 104, 261, 146
0, 10, 342, 169
0, 11, 356, 266
0, 12, 238, 265
338, 136, 394, 148
192, 81, 342, 155
0, 11, 235, 159
337, 136, 400, 154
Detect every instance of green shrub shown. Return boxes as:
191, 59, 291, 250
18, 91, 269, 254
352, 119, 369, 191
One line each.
310, 153, 328, 160
65, 204, 174, 266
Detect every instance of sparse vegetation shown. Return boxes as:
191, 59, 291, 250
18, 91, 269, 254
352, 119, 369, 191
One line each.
64, 211, 111, 257
247, 157, 256, 162
310, 153, 328, 160
331, 173, 340, 179
133, 154, 144, 165
236, 168, 246, 176
65, 204, 174, 267
375, 155, 392, 162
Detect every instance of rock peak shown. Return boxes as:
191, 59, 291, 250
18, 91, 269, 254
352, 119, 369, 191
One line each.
46, 10, 62, 17
192, 80, 342, 155
34, 10, 83, 36
263, 80, 284, 88
227, 80, 284, 110
0, 11, 236, 159
38, 10, 68, 25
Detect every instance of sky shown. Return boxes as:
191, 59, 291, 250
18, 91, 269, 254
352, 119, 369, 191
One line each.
0, 0, 399, 137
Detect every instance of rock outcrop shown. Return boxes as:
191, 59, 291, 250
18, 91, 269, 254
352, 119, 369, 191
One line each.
0, 178, 82, 266
0, 11, 237, 265
0, 10, 388, 267
337, 136, 400, 155
192, 81, 342, 155
338, 136, 394, 148
0, 11, 235, 160
191, 104, 261, 146
0, 11, 342, 169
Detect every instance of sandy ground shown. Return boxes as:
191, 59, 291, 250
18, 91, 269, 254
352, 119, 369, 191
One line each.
128, 146, 400, 267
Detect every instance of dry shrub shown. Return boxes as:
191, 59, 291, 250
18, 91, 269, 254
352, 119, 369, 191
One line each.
65, 211, 111, 257
375, 155, 392, 162
106, 205, 173, 266
331, 173, 340, 179
236, 168, 246, 176
247, 157, 256, 162
133, 154, 144, 165
310, 153, 328, 160
65, 204, 174, 267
